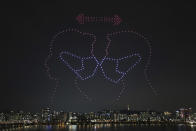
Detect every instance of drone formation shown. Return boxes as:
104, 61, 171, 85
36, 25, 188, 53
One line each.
45, 14, 154, 109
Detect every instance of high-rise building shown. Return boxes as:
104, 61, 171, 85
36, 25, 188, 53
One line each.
41, 108, 51, 123
179, 107, 192, 121
127, 105, 130, 111
0, 113, 5, 122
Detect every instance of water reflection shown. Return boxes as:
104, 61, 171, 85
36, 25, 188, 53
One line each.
3, 124, 196, 131
191, 125, 196, 131
46, 125, 52, 131
177, 124, 196, 131
68, 125, 77, 130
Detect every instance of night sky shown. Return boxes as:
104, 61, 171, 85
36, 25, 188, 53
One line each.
2, 1, 196, 113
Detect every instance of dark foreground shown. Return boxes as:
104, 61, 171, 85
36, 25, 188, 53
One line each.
1, 124, 196, 131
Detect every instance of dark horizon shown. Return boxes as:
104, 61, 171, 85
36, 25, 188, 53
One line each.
3, 1, 196, 113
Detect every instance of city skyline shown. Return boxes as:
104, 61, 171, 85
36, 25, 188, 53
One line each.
1, 106, 195, 125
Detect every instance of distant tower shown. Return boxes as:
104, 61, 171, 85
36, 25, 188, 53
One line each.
127, 105, 130, 111
42, 108, 51, 123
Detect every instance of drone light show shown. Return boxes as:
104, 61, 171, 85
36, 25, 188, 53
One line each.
44, 14, 154, 111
